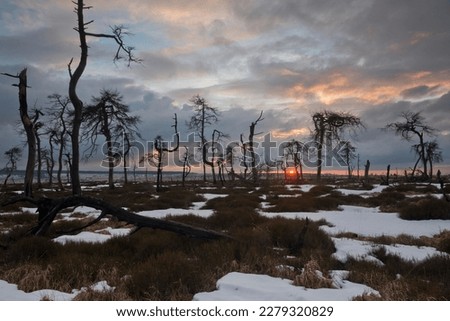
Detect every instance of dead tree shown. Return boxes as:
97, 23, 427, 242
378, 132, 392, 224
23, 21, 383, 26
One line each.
339, 141, 356, 179
386, 111, 436, 180
225, 143, 239, 181
144, 114, 180, 192
248, 111, 264, 183
181, 147, 192, 187
283, 139, 304, 182
31, 108, 45, 188
2, 147, 22, 187
364, 160, 371, 186
312, 111, 363, 181
204, 129, 227, 184
187, 95, 220, 181
1, 68, 35, 196
82, 89, 141, 189
424, 140, 442, 179
46, 94, 72, 190
1, 195, 229, 240
240, 134, 249, 180
386, 164, 391, 185
68, 0, 140, 195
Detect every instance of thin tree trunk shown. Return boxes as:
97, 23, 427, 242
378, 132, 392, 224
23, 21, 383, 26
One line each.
48, 136, 55, 186
36, 132, 42, 188
68, 0, 89, 196
364, 160, 370, 185
107, 140, 115, 189
17, 69, 35, 197
123, 133, 130, 185
316, 128, 325, 181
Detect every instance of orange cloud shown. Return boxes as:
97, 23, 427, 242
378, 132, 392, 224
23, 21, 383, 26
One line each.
285, 69, 450, 106
271, 128, 310, 140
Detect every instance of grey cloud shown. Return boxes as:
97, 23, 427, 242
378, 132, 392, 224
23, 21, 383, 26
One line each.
337, 0, 450, 71
2, 0, 450, 172
0, 27, 76, 66
230, 0, 450, 76
401, 85, 441, 99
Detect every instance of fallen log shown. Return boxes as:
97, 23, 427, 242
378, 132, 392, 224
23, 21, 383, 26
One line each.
1, 195, 229, 240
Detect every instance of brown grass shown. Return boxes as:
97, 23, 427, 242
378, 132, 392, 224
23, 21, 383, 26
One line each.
347, 248, 450, 300
292, 259, 335, 289
398, 197, 450, 220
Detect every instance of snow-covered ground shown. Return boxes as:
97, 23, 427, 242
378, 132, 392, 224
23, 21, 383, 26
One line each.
1, 185, 449, 301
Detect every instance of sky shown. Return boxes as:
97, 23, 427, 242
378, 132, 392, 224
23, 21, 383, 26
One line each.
1, 0, 450, 173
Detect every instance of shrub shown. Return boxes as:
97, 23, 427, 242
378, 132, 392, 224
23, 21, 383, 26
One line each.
398, 198, 450, 220
366, 191, 406, 210
436, 231, 450, 253
207, 207, 267, 230
204, 193, 266, 230
384, 184, 439, 194
4, 236, 60, 264
267, 194, 341, 212
346, 259, 409, 300
307, 185, 335, 196
261, 217, 335, 257
202, 192, 261, 210
125, 251, 207, 300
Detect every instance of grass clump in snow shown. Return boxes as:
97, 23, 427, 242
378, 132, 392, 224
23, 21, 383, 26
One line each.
398, 197, 450, 220
265, 187, 343, 212
260, 217, 335, 257
348, 248, 450, 300
293, 259, 335, 289
203, 192, 266, 230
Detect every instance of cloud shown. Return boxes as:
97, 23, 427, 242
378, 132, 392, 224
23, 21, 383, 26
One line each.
1, 0, 450, 172
400, 85, 442, 99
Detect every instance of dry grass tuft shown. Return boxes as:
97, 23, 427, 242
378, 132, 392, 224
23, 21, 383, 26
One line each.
293, 259, 334, 289
398, 197, 450, 220
2, 264, 56, 292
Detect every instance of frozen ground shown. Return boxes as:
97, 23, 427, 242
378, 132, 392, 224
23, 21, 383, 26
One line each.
1, 185, 449, 300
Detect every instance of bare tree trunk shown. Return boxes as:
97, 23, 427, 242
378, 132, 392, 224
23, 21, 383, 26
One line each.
182, 148, 191, 187
154, 114, 179, 192
240, 135, 248, 180
57, 143, 65, 190
36, 130, 42, 188
2, 69, 35, 196
16, 69, 35, 196
19, 69, 35, 197
106, 140, 115, 189
418, 134, 428, 179
411, 155, 421, 178
201, 107, 207, 182
68, 0, 89, 196
249, 111, 263, 183
384, 164, 390, 185
429, 158, 434, 179
364, 160, 370, 186
316, 129, 325, 181
48, 134, 55, 186
123, 133, 130, 185
156, 158, 162, 191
